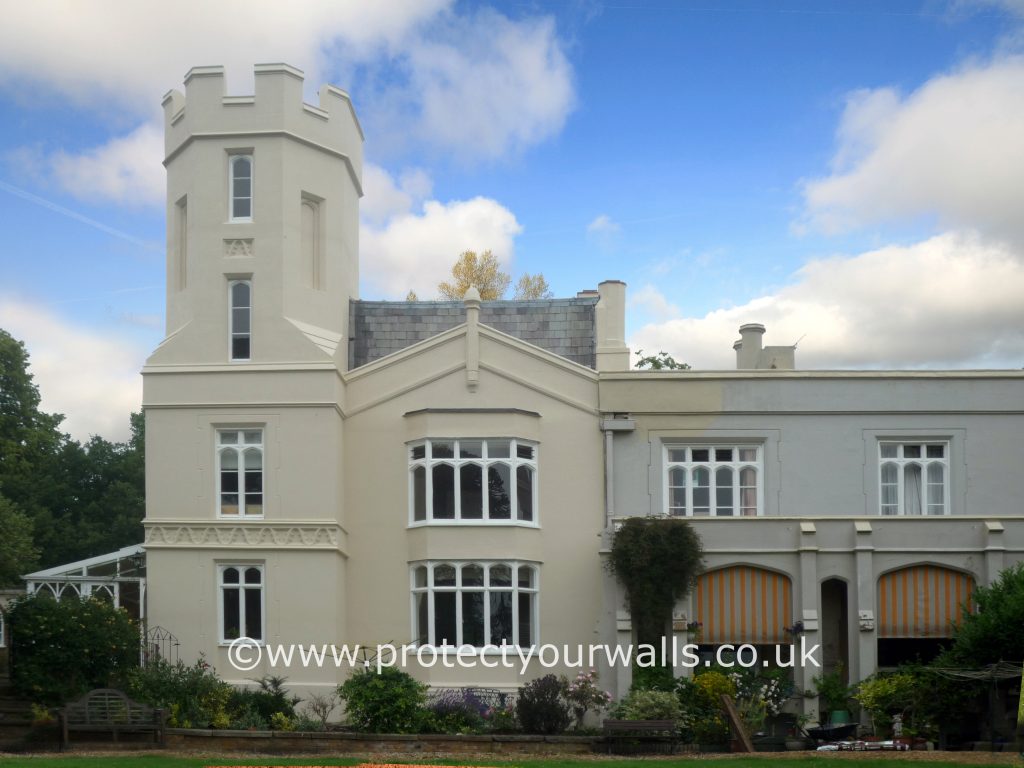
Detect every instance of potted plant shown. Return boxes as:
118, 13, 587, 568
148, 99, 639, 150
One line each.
813, 664, 855, 725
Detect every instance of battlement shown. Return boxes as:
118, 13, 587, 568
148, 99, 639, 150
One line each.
161, 63, 362, 189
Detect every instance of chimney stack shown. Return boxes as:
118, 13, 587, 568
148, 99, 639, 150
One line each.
734, 324, 795, 370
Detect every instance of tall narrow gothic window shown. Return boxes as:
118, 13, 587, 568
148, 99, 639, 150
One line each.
229, 280, 251, 361
218, 429, 263, 517
219, 565, 263, 642
229, 155, 253, 221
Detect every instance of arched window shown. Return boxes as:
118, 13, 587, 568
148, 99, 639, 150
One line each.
217, 429, 264, 517
229, 280, 251, 361
229, 155, 253, 221
879, 443, 947, 515
665, 446, 762, 517
219, 565, 264, 642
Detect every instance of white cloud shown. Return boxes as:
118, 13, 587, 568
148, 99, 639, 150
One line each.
361, 166, 522, 298
629, 283, 680, 323
401, 9, 575, 159
49, 122, 165, 207
801, 57, 1024, 245
630, 232, 1024, 370
587, 214, 620, 235
0, 299, 145, 442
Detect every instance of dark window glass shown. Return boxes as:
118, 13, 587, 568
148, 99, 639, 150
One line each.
223, 589, 240, 639
435, 592, 457, 645
518, 593, 533, 645
516, 466, 534, 521
488, 464, 511, 519
490, 592, 513, 645
413, 467, 426, 521
244, 588, 262, 639
462, 592, 485, 646
460, 464, 483, 518
432, 464, 455, 519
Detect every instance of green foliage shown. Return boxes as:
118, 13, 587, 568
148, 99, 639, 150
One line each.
421, 689, 486, 734
675, 670, 736, 744
0, 493, 38, 585
0, 328, 145, 571
269, 711, 295, 731
855, 671, 918, 735
634, 349, 691, 370
855, 664, 978, 741
813, 664, 855, 712
608, 517, 704, 646
125, 657, 233, 728
941, 562, 1024, 666
228, 676, 301, 725
515, 674, 572, 735
337, 667, 427, 733
630, 664, 676, 692
614, 688, 682, 721
7, 592, 139, 704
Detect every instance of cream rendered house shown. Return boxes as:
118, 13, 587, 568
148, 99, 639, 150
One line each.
144, 65, 1024, 714
143, 65, 624, 698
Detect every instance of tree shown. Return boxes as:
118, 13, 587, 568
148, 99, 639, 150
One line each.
634, 349, 691, 370
514, 273, 553, 300
940, 562, 1024, 666
0, 494, 38, 585
405, 290, 419, 301
438, 250, 511, 300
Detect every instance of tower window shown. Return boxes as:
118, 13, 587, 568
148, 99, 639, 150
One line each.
229, 280, 251, 361
229, 155, 253, 221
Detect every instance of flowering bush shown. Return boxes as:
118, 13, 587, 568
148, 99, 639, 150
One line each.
482, 703, 518, 733
615, 688, 682, 721
676, 670, 736, 745
561, 668, 612, 729
728, 666, 792, 717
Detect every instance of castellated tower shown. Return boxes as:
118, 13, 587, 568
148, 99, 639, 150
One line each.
153, 63, 363, 366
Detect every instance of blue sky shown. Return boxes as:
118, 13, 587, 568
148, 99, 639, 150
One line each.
2, 0, 1024, 441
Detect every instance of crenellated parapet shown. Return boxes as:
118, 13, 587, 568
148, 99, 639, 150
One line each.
161, 63, 362, 192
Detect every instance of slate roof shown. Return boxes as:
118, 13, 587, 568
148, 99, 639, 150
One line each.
349, 297, 598, 370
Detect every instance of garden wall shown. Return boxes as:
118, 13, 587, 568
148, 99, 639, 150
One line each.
166, 729, 600, 755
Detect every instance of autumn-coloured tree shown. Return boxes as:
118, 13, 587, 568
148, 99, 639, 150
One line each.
438, 250, 512, 300
513, 273, 553, 300
405, 290, 418, 301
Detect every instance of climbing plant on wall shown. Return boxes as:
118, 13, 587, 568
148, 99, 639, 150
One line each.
609, 516, 704, 647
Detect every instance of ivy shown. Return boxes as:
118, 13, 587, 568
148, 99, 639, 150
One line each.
608, 517, 704, 646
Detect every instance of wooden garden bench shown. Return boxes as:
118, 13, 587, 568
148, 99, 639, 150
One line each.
59, 688, 166, 747
602, 718, 679, 754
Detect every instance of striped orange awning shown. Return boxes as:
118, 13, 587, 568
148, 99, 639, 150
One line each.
878, 565, 975, 638
695, 566, 792, 644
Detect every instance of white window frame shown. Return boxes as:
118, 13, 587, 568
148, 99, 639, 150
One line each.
216, 428, 264, 518
663, 444, 763, 517
878, 441, 949, 516
217, 564, 265, 644
410, 560, 538, 649
228, 154, 253, 222
228, 279, 252, 362
408, 438, 538, 526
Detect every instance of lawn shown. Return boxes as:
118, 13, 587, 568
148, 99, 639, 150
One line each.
0, 755, 1020, 768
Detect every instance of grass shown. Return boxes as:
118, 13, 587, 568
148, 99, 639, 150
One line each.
0, 756, 1018, 768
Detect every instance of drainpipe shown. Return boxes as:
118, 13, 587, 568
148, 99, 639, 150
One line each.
600, 414, 636, 529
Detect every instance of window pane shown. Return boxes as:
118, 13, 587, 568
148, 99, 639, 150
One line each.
460, 464, 483, 519
880, 443, 897, 458
518, 593, 534, 645
432, 464, 455, 519
231, 281, 250, 307
243, 430, 261, 445
233, 178, 251, 198
414, 566, 428, 588
244, 567, 262, 584
413, 467, 426, 521
232, 336, 250, 360
244, 448, 261, 471
667, 448, 686, 462
432, 441, 454, 459
233, 157, 252, 177
488, 440, 510, 458
462, 564, 484, 587
881, 463, 897, 483
244, 588, 262, 640
434, 564, 456, 587
739, 448, 757, 462
516, 465, 534, 521
462, 592, 485, 646
516, 443, 534, 460
715, 466, 734, 516
244, 493, 262, 516
434, 592, 457, 645
904, 445, 921, 458
488, 464, 511, 519
411, 445, 426, 460
691, 448, 709, 462
221, 493, 239, 515
740, 467, 757, 516
415, 593, 429, 645
904, 464, 923, 515
518, 566, 534, 589
927, 444, 945, 458
221, 450, 238, 471
490, 592, 513, 646
460, 440, 482, 458
490, 564, 512, 586
233, 198, 251, 219
692, 467, 710, 515
222, 567, 240, 584
220, 431, 239, 445
715, 448, 733, 461
223, 588, 240, 639
221, 468, 239, 492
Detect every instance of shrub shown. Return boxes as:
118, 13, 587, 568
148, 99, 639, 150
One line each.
7, 593, 139, 704
676, 670, 736, 745
516, 674, 571, 735
482, 703, 518, 733
337, 667, 427, 733
562, 668, 613, 728
124, 657, 232, 728
227, 676, 301, 726
615, 688, 682, 721
304, 691, 338, 728
942, 562, 1024, 666
422, 688, 486, 734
